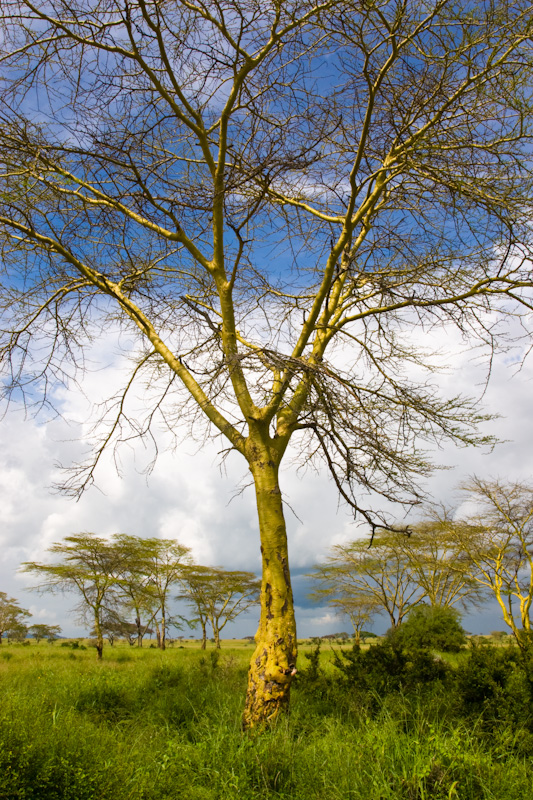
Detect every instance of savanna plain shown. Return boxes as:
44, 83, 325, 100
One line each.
1, 637, 533, 800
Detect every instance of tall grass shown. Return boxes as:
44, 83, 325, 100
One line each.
0, 642, 532, 799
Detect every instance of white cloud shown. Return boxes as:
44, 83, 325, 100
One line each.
28, 604, 58, 622
1, 323, 532, 637
305, 611, 340, 628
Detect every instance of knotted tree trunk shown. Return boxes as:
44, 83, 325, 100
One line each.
242, 452, 297, 730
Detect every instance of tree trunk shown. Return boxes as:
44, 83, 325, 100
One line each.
135, 614, 143, 647
201, 620, 207, 650
94, 609, 103, 661
242, 458, 297, 730
154, 619, 164, 650
214, 626, 221, 649
160, 606, 166, 651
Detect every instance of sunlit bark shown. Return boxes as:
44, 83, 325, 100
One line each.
243, 456, 297, 729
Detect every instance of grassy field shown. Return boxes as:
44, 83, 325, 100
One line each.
1, 639, 532, 799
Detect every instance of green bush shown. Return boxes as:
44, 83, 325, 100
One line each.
454, 643, 533, 730
388, 605, 467, 653
331, 640, 450, 695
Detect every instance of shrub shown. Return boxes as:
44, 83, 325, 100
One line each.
454, 643, 533, 728
388, 605, 467, 653
332, 640, 450, 695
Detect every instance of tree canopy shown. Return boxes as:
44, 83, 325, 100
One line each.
28, 623, 62, 643
0, 592, 30, 643
21, 533, 192, 656
21, 533, 122, 659
309, 533, 425, 630
179, 565, 260, 648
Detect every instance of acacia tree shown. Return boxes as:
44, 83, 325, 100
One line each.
90, 610, 138, 645
395, 522, 484, 610
7, 623, 29, 643
0, 593, 30, 643
0, 592, 31, 644
110, 534, 168, 647
21, 533, 119, 659
444, 479, 533, 648
326, 592, 380, 645
124, 537, 190, 650
28, 623, 62, 643
178, 566, 213, 649
309, 534, 424, 629
309, 525, 481, 632
1, 1, 533, 726
179, 566, 260, 648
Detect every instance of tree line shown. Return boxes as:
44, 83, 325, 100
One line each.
5, 477, 532, 658
5, 534, 260, 658
309, 479, 533, 650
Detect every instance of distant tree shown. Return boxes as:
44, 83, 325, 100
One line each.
20, 533, 120, 659
397, 522, 484, 610
309, 534, 424, 631
491, 630, 510, 646
339, 596, 380, 646
7, 623, 29, 643
90, 610, 136, 646
360, 631, 379, 641
127, 538, 191, 650
179, 567, 260, 649
444, 479, 533, 650
28, 623, 62, 643
177, 566, 212, 649
110, 534, 170, 647
387, 604, 466, 653
309, 522, 482, 639
0, 593, 30, 644
308, 582, 380, 645
334, 632, 351, 641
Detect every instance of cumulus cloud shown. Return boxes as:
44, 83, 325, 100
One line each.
28, 604, 58, 622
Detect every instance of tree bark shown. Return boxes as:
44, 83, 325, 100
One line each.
159, 607, 166, 650
94, 609, 103, 661
242, 457, 297, 730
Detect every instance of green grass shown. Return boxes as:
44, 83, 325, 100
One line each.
0, 641, 532, 799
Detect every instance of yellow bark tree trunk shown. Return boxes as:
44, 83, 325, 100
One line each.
242, 455, 297, 730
